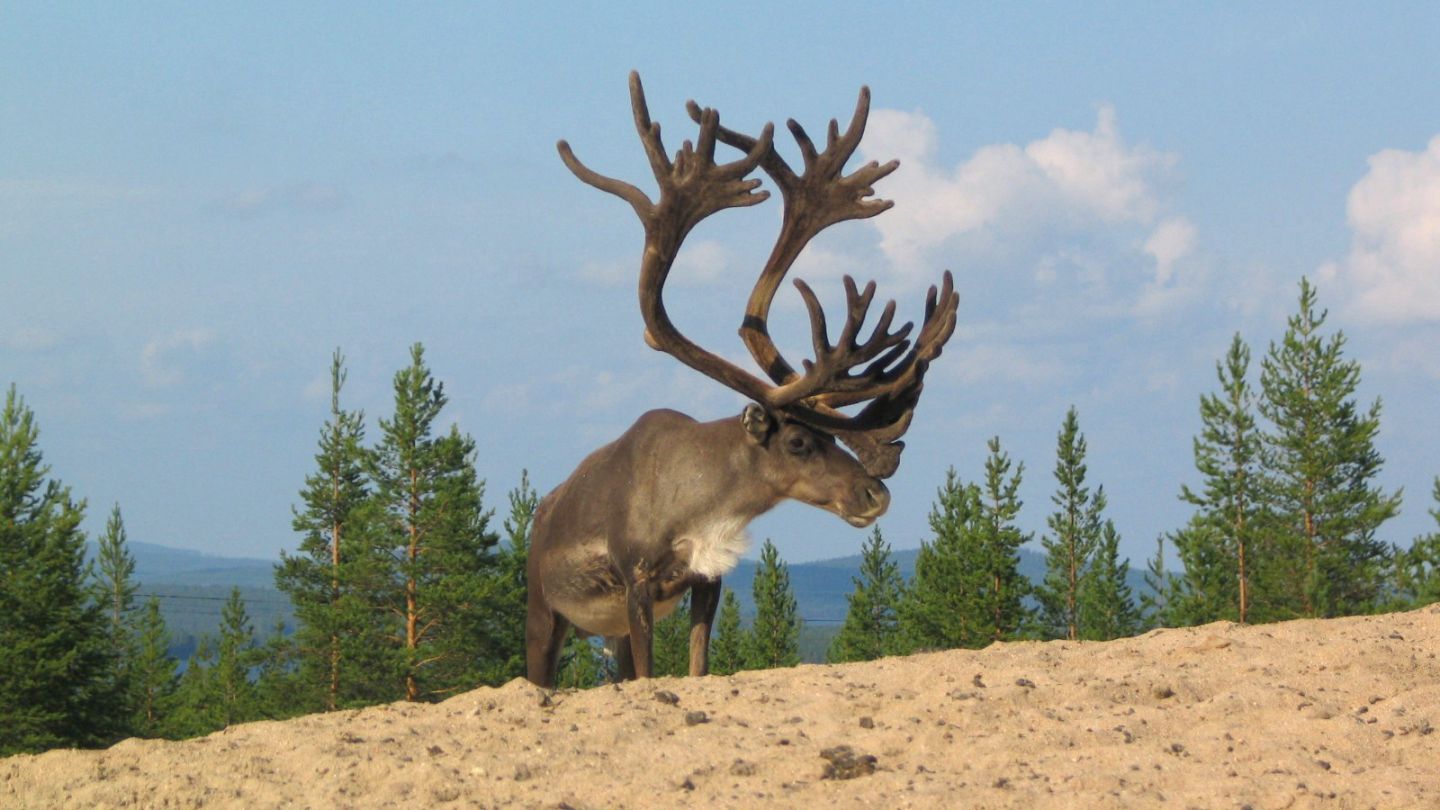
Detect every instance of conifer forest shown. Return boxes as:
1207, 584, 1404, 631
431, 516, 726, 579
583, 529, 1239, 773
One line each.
3, 279, 1439, 756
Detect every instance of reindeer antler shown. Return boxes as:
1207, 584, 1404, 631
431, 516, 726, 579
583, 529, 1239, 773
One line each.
559, 72, 959, 478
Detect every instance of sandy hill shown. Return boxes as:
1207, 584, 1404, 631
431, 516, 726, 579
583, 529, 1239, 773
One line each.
4, 605, 1437, 809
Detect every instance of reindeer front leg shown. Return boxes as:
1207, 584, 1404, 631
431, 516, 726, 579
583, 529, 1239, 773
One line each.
688, 577, 721, 676
625, 572, 658, 679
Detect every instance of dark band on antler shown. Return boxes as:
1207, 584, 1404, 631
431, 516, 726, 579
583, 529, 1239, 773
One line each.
558, 71, 959, 478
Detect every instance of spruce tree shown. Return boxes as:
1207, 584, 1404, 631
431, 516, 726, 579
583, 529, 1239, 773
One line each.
92, 503, 139, 733
1172, 334, 1262, 624
744, 540, 800, 669
1258, 279, 1401, 618
130, 596, 177, 737
370, 344, 500, 700
162, 638, 223, 739
1078, 521, 1141, 640
829, 527, 904, 663
1141, 534, 1178, 629
1035, 407, 1105, 641
277, 349, 382, 711
216, 587, 258, 727
709, 588, 746, 675
897, 469, 988, 650
1, 386, 123, 754
252, 618, 300, 721
977, 438, 1032, 641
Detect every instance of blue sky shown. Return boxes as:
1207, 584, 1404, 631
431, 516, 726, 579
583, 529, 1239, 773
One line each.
4, 3, 1439, 568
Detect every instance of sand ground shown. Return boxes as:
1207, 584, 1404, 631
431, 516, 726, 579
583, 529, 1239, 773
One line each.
4, 604, 1437, 809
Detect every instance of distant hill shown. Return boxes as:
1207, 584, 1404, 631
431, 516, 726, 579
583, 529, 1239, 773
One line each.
92, 540, 1150, 663
86, 541, 291, 660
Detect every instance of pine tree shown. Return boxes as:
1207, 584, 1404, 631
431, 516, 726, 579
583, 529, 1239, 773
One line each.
94, 503, 138, 650
1, 386, 123, 754
1078, 520, 1141, 640
371, 344, 500, 700
977, 438, 1032, 641
277, 349, 382, 711
709, 588, 746, 676
1258, 279, 1401, 618
744, 540, 800, 670
129, 596, 177, 737
897, 469, 988, 650
488, 471, 538, 684
651, 594, 692, 677
1035, 407, 1105, 641
829, 527, 904, 663
1172, 334, 1263, 624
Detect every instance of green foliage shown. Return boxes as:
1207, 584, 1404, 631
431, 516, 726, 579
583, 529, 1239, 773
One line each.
829, 527, 904, 663
0, 386, 124, 754
1078, 521, 1141, 640
276, 348, 388, 711
555, 632, 606, 689
129, 596, 177, 737
1257, 279, 1401, 618
1170, 334, 1262, 625
709, 588, 745, 676
977, 438, 1033, 641
92, 503, 139, 734
216, 587, 259, 727
1390, 477, 1440, 608
744, 540, 800, 670
1035, 407, 1106, 641
489, 470, 539, 684
898, 470, 988, 650
370, 344, 501, 700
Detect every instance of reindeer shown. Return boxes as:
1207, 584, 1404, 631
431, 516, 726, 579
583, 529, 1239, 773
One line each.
526, 72, 959, 687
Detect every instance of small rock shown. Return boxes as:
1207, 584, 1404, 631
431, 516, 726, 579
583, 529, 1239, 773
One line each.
426, 745, 445, 757
684, 710, 710, 726
973, 674, 986, 688
514, 764, 532, 782
1015, 678, 1036, 689
654, 690, 680, 706
859, 716, 875, 729
820, 745, 878, 780
1152, 684, 1175, 699
731, 759, 757, 777
680, 777, 696, 791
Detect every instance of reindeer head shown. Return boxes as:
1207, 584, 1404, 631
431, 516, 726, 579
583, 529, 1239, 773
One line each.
558, 72, 959, 493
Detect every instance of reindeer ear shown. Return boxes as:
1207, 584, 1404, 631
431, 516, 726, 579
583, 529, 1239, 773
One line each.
741, 403, 772, 444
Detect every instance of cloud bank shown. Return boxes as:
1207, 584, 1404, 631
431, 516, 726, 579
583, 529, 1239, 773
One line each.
857, 105, 1199, 317
1321, 134, 1440, 323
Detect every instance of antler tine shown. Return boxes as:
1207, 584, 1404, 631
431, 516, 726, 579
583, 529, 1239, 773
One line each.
556, 141, 654, 221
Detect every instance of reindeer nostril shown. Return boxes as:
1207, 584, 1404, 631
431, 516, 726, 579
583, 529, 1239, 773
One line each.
864, 483, 891, 513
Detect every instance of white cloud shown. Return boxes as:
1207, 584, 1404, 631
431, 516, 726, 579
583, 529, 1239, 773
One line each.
858, 105, 1196, 316
140, 330, 215, 387
1320, 134, 1440, 323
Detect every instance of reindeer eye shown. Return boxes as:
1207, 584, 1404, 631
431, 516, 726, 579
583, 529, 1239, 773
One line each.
786, 435, 810, 455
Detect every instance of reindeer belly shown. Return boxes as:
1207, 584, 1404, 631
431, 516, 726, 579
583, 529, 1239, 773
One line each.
544, 542, 686, 637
